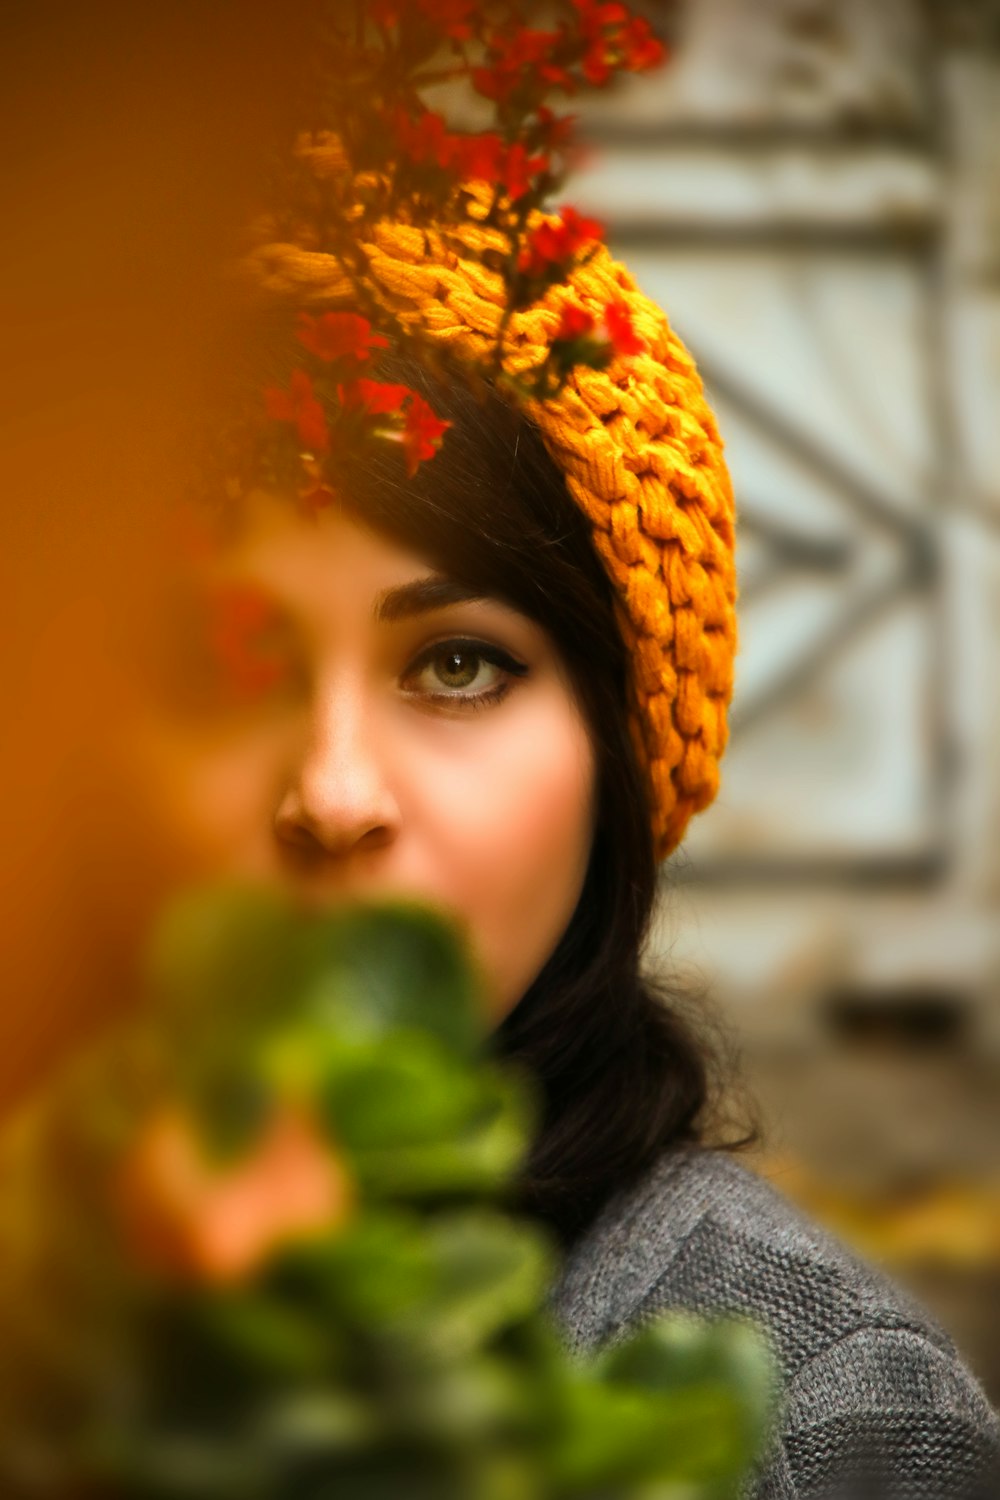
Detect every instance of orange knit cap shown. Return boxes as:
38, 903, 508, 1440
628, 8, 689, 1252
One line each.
245, 176, 738, 862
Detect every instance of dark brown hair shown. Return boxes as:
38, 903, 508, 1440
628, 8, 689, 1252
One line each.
322, 345, 754, 1248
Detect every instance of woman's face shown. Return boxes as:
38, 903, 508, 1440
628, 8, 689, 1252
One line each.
137, 494, 598, 1023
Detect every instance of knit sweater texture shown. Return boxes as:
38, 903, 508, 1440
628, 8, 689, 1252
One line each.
547, 1146, 1000, 1498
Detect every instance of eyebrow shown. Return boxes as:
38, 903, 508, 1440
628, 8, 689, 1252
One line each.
372, 575, 489, 624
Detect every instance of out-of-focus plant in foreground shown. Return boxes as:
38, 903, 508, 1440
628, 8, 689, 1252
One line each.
0, 887, 775, 1497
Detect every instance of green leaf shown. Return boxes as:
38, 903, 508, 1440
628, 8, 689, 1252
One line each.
255, 1388, 379, 1457
291, 1211, 439, 1327
190, 1288, 338, 1383
145, 882, 310, 1035
546, 1316, 778, 1493
305, 899, 484, 1056
147, 885, 485, 1061
596, 1314, 778, 1452
549, 1378, 754, 1490
395, 1209, 555, 1360
319, 1032, 484, 1148
347, 1068, 533, 1199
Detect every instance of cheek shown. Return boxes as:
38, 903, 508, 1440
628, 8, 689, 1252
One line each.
403, 697, 597, 1021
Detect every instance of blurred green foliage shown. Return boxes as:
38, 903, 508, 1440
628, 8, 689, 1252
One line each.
0, 886, 776, 1498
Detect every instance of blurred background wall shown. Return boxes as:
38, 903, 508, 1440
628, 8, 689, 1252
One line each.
571, 0, 1000, 1400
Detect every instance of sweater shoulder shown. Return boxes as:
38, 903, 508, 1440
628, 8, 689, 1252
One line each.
759, 1327, 1000, 1498
547, 1147, 1000, 1496
549, 1146, 955, 1375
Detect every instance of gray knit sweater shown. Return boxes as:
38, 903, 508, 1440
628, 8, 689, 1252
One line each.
547, 1146, 1000, 1498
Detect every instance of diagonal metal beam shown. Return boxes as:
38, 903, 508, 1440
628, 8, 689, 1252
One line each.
688, 348, 935, 548
730, 559, 932, 736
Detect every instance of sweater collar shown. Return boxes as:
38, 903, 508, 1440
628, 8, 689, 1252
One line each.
545, 1144, 713, 1354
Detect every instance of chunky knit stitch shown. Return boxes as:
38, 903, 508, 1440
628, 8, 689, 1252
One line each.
246, 173, 737, 860
547, 1147, 1000, 1498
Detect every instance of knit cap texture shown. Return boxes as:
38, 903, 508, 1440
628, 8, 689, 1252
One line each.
247, 173, 738, 860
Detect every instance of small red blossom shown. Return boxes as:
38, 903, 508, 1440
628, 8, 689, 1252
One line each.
417, 0, 476, 38
501, 141, 549, 203
338, 378, 413, 416
338, 380, 448, 473
373, 0, 475, 38
573, 0, 666, 85
394, 110, 512, 187
455, 130, 506, 182
399, 393, 451, 477
393, 103, 551, 199
206, 583, 288, 697
518, 205, 604, 276
573, 0, 629, 17
472, 27, 574, 104
535, 105, 579, 150
554, 302, 596, 341
602, 297, 646, 356
264, 369, 329, 455
395, 107, 456, 170
620, 14, 667, 71
296, 311, 388, 365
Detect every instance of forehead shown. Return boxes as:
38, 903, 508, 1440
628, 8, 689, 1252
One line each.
222, 491, 436, 597
210, 492, 518, 640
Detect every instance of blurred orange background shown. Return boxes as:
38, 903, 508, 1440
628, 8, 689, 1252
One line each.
0, 2, 314, 1098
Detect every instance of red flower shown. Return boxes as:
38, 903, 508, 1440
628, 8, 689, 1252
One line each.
501, 141, 549, 203
338, 378, 413, 416
296, 311, 388, 365
114, 1102, 354, 1285
574, 1, 666, 84
264, 369, 329, 455
206, 583, 287, 697
573, 0, 629, 17
581, 42, 612, 85
473, 27, 574, 104
373, 0, 475, 38
535, 105, 578, 150
399, 393, 451, 476
417, 0, 475, 38
602, 298, 646, 356
394, 111, 514, 188
395, 107, 456, 170
621, 15, 666, 71
455, 130, 505, 182
392, 101, 553, 200
554, 302, 596, 341
518, 205, 604, 276
470, 65, 504, 104
339, 381, 448, 474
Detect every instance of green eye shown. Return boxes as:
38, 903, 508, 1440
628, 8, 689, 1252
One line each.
429, 648, 493, 692
404, 637, 529, 707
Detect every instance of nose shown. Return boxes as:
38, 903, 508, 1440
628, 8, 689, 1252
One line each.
273, 682, 401, 861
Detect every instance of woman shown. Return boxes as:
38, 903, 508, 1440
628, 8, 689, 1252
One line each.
134, 202, 1000, 1497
